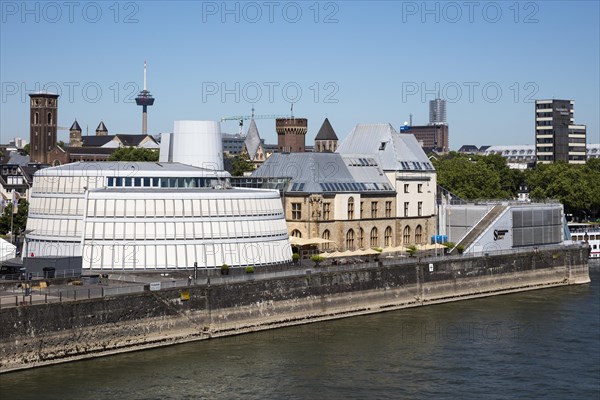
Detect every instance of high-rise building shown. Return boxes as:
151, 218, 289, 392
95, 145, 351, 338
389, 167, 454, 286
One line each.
401, 125, 449, 153
29, 92, 59, 164
535, 99, 587, 164
429, 98, 447, 125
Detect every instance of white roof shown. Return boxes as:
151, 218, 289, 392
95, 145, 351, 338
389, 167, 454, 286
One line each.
0, 238, 16, 262
34, 162, 230, 178
337, 123, 434, 172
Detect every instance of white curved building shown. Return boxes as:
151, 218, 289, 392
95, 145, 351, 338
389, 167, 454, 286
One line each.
160, 121, 224, 170
25, 162, 291, 270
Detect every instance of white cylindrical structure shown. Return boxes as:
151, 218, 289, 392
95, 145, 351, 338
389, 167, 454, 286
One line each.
172, 121, 223, 170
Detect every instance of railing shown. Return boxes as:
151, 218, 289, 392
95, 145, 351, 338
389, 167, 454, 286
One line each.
0, 244, 586, 309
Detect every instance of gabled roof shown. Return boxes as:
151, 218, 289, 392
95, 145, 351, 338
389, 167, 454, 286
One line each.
315, 118, 338, 141
116, 134, 155, 147
337, 123, 435, 172
251, 152, 394, 194
7, 151, 30, 166
80, 134, 156, 148
70, 120, 82, 131
96, 121, 108, 132
244, 119, 262, 160
82, 135, 115, 147
457, 145, 479, 153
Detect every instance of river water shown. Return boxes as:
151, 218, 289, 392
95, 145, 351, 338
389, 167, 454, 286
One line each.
2, 263, 599, 400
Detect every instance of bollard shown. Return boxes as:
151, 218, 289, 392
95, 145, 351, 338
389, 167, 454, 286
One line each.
60, 292, 62, 302
74, 291, 77, 301
15, 296, 18, 307
45, 293, 48, 303
29, 295, 32, 305
88, 289, 91, 299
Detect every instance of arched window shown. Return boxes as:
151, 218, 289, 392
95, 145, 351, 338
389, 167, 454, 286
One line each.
348, 197, 354, 220
346, 229, 355, 250
34, 112, 39, 124
291, 229, 302, 238
415, 225, 422, 244
358, 228, 364, 248
403, 226, 411, 244
322, 230, 331, 250
384, 226, 392, 247
47, 112, 53, 125
370, 227, 378, 247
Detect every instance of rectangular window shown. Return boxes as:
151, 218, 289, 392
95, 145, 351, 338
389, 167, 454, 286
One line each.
360, 202, 364, 219
292, 203, 302, 220
404, 202, 409, 217
385, 201, 392, 218
404, 184, 409, 193
371, 202, 378, 218
418, 184, 423, 193
418, 202, 423, 216
323, 203, 331, 220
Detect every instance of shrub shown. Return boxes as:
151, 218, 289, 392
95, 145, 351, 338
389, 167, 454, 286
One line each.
292, 253, 300, 263
456, 245, 465, 254
407, 245, 418, 257
443, 242, 455, 250
221, 264, 229, 275
245, 266, 255, 273
310, 255, 325, 265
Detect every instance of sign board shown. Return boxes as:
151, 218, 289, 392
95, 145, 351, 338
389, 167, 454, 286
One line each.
428, 263, 434, 272
150, 282, 161, 291
180, 290, 190, 301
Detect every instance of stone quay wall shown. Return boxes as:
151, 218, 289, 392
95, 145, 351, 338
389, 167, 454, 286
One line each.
0, 245, 590, 373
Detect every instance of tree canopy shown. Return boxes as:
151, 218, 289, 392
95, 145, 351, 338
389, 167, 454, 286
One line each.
0, 199, 29, 237
108, 147, 159, 162
433, 153, 599, 219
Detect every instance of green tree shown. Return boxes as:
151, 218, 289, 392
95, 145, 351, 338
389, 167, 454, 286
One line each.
21, 143, 30, 155
108, 147, 159, 162
231, 154, 255, 176
0, 199, 29, 237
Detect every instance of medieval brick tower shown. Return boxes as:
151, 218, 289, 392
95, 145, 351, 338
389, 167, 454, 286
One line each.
276, 117, 308, 153
29, 92, 59, 164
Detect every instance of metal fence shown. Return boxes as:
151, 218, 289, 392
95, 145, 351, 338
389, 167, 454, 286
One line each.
0, 244, 586, 309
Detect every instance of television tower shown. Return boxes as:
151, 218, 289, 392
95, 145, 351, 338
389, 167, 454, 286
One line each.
135, 61, 155, 134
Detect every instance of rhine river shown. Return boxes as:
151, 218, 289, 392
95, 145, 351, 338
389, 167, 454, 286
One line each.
2, 262, 599, 400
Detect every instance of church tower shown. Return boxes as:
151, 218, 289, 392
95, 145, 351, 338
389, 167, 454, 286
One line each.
29, 92, 59, 164
69, 120, 82, 147
96, 121, 108, 136
314, 118, 338, 153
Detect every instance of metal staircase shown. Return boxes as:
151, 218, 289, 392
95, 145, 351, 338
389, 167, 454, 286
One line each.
450, 204, 507, 253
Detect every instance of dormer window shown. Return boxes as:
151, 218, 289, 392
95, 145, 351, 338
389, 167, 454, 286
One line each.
379, 142, 387, 151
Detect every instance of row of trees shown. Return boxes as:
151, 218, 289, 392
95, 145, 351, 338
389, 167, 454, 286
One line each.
433, 153, 600, 219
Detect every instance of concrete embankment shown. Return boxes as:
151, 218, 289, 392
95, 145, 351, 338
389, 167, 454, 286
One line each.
0, 246, 589, 373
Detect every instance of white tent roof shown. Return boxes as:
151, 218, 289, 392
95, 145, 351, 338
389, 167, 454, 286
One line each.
0, 238, 16, 262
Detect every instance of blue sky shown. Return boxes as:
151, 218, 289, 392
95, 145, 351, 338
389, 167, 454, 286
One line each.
1, 1, 599, 148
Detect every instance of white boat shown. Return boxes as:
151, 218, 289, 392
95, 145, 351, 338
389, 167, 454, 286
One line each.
568, 223, 600, 259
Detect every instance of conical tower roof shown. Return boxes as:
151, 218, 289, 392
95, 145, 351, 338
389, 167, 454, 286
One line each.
315, 118, 338, 141
70, 120, 82, 131
244, 118, 262, 160
96, 121, 108, 132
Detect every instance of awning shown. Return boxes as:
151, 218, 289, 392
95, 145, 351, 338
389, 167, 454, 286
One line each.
380, 245, 409, 254
416, 243, 447, 251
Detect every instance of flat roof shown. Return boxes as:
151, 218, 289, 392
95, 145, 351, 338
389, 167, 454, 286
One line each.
35, 161, 231, 177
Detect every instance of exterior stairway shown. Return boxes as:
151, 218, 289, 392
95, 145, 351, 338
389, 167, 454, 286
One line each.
451, 204, 507, 253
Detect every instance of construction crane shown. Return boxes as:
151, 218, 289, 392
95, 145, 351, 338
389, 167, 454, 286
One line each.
221, 106, 291, 136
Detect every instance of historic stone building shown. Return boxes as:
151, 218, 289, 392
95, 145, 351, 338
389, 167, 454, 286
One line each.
250, 123, 438, 251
